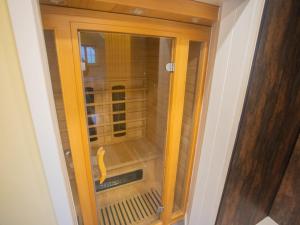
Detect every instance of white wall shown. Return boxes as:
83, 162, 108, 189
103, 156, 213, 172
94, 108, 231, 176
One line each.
188, 0, 265, 224
6, 0, 77, 225
0, 1, 58, 224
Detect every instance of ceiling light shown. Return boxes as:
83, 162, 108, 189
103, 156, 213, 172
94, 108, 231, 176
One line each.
49, 0, 65, 4
191, 17, 200, 23
132, 8, 144, 15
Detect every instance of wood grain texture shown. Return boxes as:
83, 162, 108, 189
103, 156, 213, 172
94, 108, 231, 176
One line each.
40, 0, 219, 25
41, 5, 211, 42
42, 7, 211, 225
44, 30, 71, 151
174, 42, 201, 212
270, 134, 300, 225
216, 0, 300, 224
80, 32, 147, 146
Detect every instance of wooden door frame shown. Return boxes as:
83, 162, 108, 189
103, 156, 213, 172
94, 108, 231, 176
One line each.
171, 42, 209, 223
41, 6, 210, 225
40, 0, 219, 26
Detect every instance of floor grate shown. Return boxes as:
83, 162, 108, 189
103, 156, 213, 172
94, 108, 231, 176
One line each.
99, 189, 162, 225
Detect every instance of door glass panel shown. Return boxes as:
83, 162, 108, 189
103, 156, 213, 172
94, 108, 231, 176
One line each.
44, 30, 84, 225
78, 31, 173, 225
173, 41, 202, 213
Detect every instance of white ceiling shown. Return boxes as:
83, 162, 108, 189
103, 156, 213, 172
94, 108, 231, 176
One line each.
194, 0, 224, 6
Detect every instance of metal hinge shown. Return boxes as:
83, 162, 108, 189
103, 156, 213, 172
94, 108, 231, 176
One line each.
156, 205, 164, 215
81, 62, 86, 71
165, 62, 175, 72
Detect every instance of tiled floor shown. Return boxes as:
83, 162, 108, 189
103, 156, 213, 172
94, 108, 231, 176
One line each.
256, 217, 278, 225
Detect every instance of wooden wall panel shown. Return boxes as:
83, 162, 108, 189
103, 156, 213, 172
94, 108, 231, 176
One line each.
270, 134, 300, 225
215, 0, 300, 224
80, 32, 148, 146
104, 33, 131, 79
145, 38, 171, 151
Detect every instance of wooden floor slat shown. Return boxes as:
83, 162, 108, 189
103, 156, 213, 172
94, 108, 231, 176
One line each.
98, 189, 161, 225
117, 203, 128, 225
140, 194, 153, 215
112, 205, 121, 225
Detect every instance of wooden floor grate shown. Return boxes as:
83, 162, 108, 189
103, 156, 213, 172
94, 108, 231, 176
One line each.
98, 189, 162, 225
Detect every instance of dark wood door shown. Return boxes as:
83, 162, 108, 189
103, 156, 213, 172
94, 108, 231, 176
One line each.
215, 0, 300, 224
270, 134, 300, 225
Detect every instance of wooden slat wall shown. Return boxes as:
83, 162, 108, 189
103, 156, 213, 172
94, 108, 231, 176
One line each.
104, 33, 131, 79
270, 134, 300, 225
145, 38, 171, 151
81, 32, 147, 146
215, 0, 300, 224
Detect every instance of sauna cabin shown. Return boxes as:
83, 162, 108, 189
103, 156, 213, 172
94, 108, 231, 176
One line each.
41, 1, 218, 225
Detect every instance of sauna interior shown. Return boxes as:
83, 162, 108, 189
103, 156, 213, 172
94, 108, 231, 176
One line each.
46, 29, 203, 225
46, 31, 172, 224
41, 1, 216, 225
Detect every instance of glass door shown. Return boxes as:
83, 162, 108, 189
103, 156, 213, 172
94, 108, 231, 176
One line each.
78, 31, 174, 225
172, 41, 206, 216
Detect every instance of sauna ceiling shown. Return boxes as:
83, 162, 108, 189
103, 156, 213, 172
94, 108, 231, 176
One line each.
39, 0, 219, 25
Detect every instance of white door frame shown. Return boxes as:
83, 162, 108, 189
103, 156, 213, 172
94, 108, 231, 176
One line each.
6, 0, 265, 225
188, 0, 265, 224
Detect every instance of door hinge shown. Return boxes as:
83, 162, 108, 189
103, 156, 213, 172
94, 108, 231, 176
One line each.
81, 62, 86, 71
165, 62, 175, 72
156, 205, 164, 215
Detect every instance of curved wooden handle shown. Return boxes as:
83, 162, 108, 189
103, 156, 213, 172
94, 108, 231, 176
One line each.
97, 147, 107, 184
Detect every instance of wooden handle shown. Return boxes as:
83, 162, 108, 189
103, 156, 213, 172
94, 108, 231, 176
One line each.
97, 147, 107, 184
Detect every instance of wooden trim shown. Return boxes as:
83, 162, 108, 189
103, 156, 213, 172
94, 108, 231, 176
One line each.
71, 22, 179, 40
92, 0, 218, 19
162, 38, 189, 224
70, 24, 102, 225
181, 42, 209, 214
41, 6, 211, 41
40, 0, 219, 25
69, 21, 188, 225
171, 210, 185, 223
44, 23, 98, 225
169, 42, 209, 222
